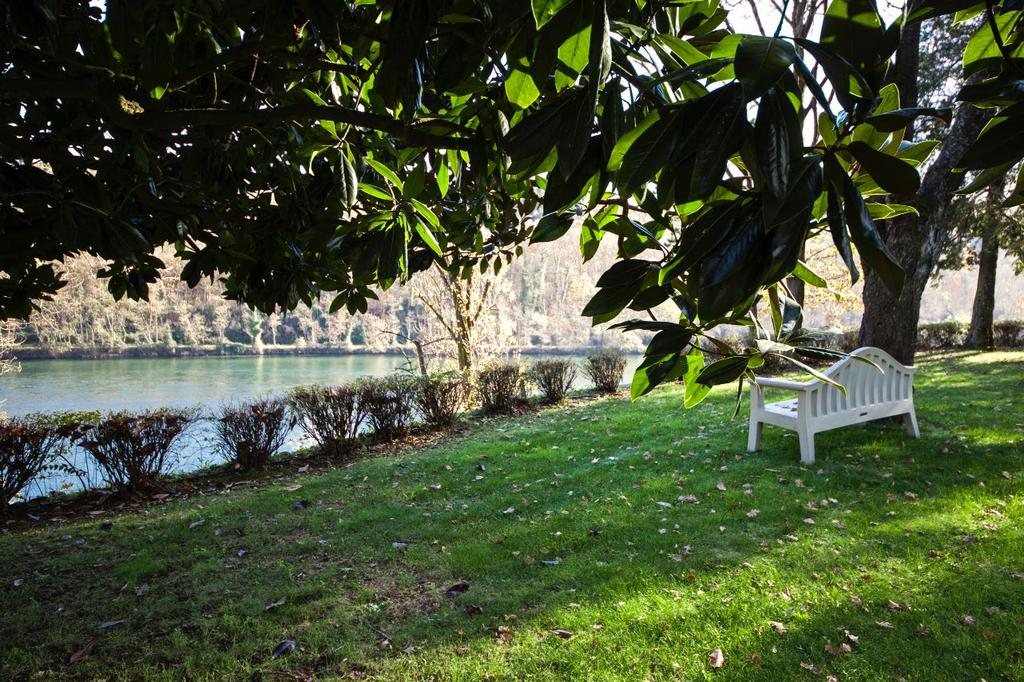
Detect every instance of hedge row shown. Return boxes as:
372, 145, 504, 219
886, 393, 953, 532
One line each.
806, 320, 1024, 352
1, 351, 629, 506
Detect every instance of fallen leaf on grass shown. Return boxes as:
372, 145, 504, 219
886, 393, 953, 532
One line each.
769, 621, 787, 633
915, 624, 931, 636
708, 648, 724, 670
875, 621, 894, 629
799, 661, 821, 674
550, 629, 573, 639
824, 642, 852, 655
98, 619, 124, 630
716, 481, 727, 492
959, 614, 975, 626
265, 599, 286, 611
271, 640, 296, 659
464, 604, 483, 616
445, 581, 470, 598
136, 583, 148, 597
188, 518, 204, 529
69, 639, 98, 663
495, 626, 513, 644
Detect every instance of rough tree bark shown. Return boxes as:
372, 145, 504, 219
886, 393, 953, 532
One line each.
966, 230, 999, 349
858, 24, 991, 364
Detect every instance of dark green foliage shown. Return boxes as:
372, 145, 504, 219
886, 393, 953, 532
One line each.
2, 0, 1019, 396
476, 363, 527, 414
215, 399, 294, 470
584, 349, 627, 393
993, 320, 1024, 348
358, 377, 417, 441
917, 321, 969, 350
286, 385, 365, 459
528, 359, 578, 404
412, 373, 473, 429
78, 409, 197, 492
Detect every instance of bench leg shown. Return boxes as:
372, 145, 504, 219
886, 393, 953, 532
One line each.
797, 426, 815, 465
902, 407, 920, 438
747, 417, 763, 452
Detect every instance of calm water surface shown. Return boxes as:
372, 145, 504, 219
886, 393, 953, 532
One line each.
1, 353, 638, 495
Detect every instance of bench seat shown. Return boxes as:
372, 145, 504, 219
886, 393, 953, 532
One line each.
747, 347, 920, 464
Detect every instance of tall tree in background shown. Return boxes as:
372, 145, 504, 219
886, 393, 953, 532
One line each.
859, 17, 989, 364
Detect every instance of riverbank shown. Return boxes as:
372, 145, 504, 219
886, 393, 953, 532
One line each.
12, 343, 620, 361
1, 351, 1022, 680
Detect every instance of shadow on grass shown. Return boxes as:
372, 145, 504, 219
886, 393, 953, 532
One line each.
1, 352, 1021, 679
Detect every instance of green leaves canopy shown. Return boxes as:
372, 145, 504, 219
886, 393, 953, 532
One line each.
1, 0, 1018, 397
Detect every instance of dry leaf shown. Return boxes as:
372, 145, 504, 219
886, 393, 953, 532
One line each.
716, 481, 727, 492
271, 639, 296, 659
445, 581, 470, 598
769, 621, 787, 633
959, 614, 975, 626
550, 629, 573, 639
708, 648, 725, 670
69, 639, 98, 664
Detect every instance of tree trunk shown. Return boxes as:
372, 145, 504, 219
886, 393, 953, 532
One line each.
859, 23, 991, 363
966, 231, 999, 349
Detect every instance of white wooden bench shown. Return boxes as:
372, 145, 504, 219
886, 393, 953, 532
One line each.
747, 347, 920, 464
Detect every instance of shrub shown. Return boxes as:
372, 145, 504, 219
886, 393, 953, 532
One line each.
994, 320, 1024, 348
413, 373, 472, 429
358, 376, 417, 441
215, 398, 294, 470
584, 349, 627, 393
78, 409, 196, 492
287, 385, 365, 458
529, 359, 578, 404
477, 362, 526, 414
917, 321, 967, 350
0, 416, 69, 505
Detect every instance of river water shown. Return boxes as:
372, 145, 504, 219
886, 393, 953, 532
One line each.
1, 353, 637, 496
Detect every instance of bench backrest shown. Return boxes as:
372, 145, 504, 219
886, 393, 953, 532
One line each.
806, 347, 915, 419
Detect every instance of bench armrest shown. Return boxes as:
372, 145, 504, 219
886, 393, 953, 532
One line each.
754, 377, 814, 391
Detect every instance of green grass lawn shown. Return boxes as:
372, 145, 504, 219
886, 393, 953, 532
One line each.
2, 351, 1023, 681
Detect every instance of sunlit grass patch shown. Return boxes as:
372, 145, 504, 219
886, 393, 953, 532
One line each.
0, 351, 1022, 680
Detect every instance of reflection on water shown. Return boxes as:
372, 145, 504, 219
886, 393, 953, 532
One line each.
0, 353, 639, 495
